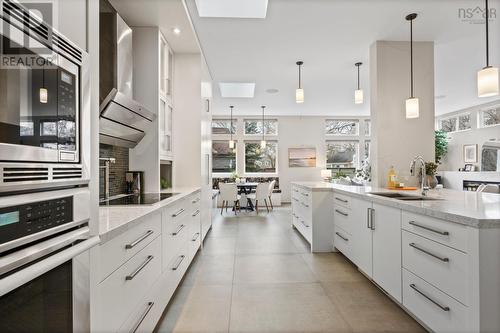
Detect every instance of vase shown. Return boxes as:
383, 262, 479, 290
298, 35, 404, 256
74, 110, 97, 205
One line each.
426, 175, 438, 189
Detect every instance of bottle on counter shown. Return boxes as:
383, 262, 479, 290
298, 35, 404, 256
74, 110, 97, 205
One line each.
387, 165, 397, 188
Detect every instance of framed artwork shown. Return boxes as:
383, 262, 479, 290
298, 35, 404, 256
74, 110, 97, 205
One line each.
288, 148, 316, 167
464, 164, 474, 172
463, 144, 478, 163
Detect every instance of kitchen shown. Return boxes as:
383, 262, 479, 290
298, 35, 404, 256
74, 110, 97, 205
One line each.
0, 0, 499, 333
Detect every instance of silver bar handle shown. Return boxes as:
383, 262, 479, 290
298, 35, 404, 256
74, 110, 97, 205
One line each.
192, 210, 200, 217
335, 197, 348, 203
171, 224, 185, 236
191, 198, 200, 204
125, 255, 154, 281
301, 202, 309, 208
172, 255, 185, 270
129, 301, 155, 333
172, 208, 185, 217
370, 208, 375, 230
125, 230, 154, 249
293, 189, 299, 192
410, 284, 450, 312
367, 208, 371, 229
301, 220, 310, 228
335, 232, 349, 242
192, 233, 200, 241
335, 209, 348, 217
409, 243, 449, 262
301, 192, 309, 196
409, 221, 449, 236
292, 198, 299, 202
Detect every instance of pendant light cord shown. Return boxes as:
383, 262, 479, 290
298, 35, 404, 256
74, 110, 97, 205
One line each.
410, 17, 414, 98
261, 106, 265, 144
298, 64, 302, 89
357, 65, 360, 90
229, 106, 233, 142
485, 0, 489, 67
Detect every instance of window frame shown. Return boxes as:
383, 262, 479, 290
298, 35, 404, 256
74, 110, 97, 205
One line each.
243, 119, 279, 136
243, 140, 278, 175
325, 119, 360, 136
478, 106, 500, 128
437, 112, 472, 133
211, 118, 237, 135
211, 140, 238, 175
325, 140, 360, 170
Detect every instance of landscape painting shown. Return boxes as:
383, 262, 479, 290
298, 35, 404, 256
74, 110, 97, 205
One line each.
289, 148, 317, 167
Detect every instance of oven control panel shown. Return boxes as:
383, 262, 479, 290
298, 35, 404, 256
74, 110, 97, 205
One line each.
0, 196, 73, 246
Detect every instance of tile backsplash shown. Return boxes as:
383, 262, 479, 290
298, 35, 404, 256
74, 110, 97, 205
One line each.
99, 144, 129, 198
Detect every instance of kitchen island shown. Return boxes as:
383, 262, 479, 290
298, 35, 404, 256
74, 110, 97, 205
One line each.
291, 181, 500, 333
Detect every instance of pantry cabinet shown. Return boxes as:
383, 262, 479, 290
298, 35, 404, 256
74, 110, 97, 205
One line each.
350, 197, 373, 277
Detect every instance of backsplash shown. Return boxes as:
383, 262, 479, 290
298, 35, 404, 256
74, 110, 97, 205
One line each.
99, 144, 129, 198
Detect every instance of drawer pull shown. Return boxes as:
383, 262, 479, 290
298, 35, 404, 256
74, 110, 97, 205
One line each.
129, 301, 155, 333
409, 243, 449, 262
125, 230, 154, 249
335, 232, 348, 242
191, 198, 200, 204
293, 189, 299, 192
335, 209, 348, 217
408, 221, 449, 236
409, 284, 450, 312
172, 255, 185, 270
366, 208, 371, 229
370, 208, 375, 230
192, 209, 200, 217
171, 224, 185, 236
301, 192, 309, 197
292, 198, 299, 202
172, 208, 185, 217
192, 232, 200, 241
301, 202, 309, 208
125, 255, 154, 281
335, 197, 348, 203
301, 220, 310, 228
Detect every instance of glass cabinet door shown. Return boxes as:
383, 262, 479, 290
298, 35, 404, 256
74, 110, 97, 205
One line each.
159, 99, 172, 157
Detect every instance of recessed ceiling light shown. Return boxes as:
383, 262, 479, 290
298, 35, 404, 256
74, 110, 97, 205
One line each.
195, 0, 268, 18
219, 83, 255, 98
172, 27, 181, 35
266, 88, 279, 94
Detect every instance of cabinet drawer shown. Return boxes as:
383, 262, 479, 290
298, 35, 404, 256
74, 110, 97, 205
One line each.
402, 211, 467, 252
163, 198, 189, 226
99, 212, 161, 281
119, 299, 157, 333
165, 243, 190, 286
334, 225, 352, 260
292, 212, 311, 243
97, 236, 162, 333
403, 269, 469, 333
333, 193, 351, 209
298, 188, 312, 204
162, 216, 189, 269
333, 205, 351, 233
402, 231, 468, 305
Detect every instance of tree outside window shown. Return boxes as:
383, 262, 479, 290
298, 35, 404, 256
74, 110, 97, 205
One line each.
244, 119, 278, 135
212, 141, 236, 173
325, 120, 359, 136
481, 107, 500, 127
212, 119, 236, 134
326, 141, 359, 169
245, 141, 277, 173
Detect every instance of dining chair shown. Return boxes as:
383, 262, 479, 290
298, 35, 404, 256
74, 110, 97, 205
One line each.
267, 180, 276, 210
247, 182, 271, 213
219, 183, 241, 214
476, 184, 500, 193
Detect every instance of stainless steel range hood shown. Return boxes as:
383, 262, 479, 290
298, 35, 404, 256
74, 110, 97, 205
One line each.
99, 88, 155, 148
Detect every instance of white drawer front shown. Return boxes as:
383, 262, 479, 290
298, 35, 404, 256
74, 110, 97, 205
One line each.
402, 231, 468, 305
402, 211, 467, 252
333, 205, 351, 234
403, 269, 469, 333
119, 299, 157, 333
162, 216, 190, 269
99, 212, 161, 282
97, 236, 162, 333
334, 225, 352, 261
298, 188, 312, 204
163, 198, 189, 226
292, 212, 311, 243
333, 193, 351, 209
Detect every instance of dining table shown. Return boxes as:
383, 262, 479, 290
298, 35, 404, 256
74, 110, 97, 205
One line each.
235, 182, 259, 211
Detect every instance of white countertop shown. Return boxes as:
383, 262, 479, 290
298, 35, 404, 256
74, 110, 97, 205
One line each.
292, 181, 500, 229
99, 187, 200, 243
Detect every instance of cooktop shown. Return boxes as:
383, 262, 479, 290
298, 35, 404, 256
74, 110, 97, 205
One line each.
100, 193, 178, 206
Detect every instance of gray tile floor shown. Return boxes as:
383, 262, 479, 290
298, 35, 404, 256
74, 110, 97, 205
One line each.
156, 205, 425, 333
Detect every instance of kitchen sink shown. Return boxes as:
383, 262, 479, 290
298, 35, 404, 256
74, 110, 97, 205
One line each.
367, 192, 441, 201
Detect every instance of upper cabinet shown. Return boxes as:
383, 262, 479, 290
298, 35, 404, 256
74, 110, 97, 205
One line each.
159, 98, 173, 159
159, 35, 173, 100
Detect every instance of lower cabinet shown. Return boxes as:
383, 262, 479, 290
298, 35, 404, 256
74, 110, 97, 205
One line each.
350, 197, 373, 277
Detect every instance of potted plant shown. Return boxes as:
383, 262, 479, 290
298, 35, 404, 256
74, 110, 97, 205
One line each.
435, 130, 449, 165
425, 162, 439, 189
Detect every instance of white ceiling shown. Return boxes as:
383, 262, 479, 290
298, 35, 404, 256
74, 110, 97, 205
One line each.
185, 0, 500, 116
109, 0, 200, 53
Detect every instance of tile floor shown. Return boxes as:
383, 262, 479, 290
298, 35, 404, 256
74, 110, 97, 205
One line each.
156, 205, 426, 333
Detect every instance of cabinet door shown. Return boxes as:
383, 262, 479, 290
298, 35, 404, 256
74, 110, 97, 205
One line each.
372, 203, 402, 302
159, 99, 173, 157
350, 197, 373, 277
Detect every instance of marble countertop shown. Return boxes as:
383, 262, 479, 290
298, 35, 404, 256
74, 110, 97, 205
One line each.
99, 187, 200, 243
291, 181, 500, 229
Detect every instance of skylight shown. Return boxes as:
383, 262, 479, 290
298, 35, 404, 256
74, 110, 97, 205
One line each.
195, 0, 268, 18
219, 83, 256, 98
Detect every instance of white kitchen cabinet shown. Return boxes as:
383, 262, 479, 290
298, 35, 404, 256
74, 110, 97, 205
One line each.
372, 203, 402, 302
159, 98, 173, 159
159, 35, 173, 99
350, 197, 373, 277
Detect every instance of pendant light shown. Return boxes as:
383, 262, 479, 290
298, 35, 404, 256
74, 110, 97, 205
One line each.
478, 0, 499, 97
296, 61, 304, 103
354, 62, 363, 104
260, 105, 266, 149
405, 13, 419, 119
39, 67, 48, 104
229, 105, 235, 149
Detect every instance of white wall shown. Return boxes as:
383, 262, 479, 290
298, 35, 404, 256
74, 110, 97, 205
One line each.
437, 100, 500, 172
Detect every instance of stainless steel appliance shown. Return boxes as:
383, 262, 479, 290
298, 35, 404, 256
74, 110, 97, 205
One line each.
0, 188, 99, 332
0, 0, 90, 192
100, 192, 176, 206
125, 170, 144, 194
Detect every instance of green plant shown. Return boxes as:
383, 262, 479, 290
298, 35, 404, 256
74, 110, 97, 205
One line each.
230, 171, 239, 180
160, 177, 171, 189
332, 170, 347, 179
435, 130, 449, 165
425, 162, 438, 176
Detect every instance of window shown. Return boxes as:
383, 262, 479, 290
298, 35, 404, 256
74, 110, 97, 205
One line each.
363, 140, 370, 164
326, 141, 359, 169
244, 141, 277, 173
20, 121, 33, 136
325, 119, 359, 136
244, 119, 278, 135
438, 113, 471, 132
480, 106, 500, 127
212, 119, 236, 134
458, 113, 471, 131
40, 122, 57, 136
212, 141, 236, 173
364, 120, 371, 136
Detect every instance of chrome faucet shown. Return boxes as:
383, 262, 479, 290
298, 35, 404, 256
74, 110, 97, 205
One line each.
410, 156, 429, 196
99, 157, 116, 199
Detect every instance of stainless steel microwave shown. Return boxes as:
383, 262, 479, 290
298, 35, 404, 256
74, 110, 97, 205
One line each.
0, 0, 90, 192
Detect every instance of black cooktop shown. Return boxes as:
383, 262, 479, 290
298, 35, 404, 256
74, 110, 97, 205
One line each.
100, 193, 178, 206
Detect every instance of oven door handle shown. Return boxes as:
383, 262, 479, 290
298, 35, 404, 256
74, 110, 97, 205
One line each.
0, 231, 100, 297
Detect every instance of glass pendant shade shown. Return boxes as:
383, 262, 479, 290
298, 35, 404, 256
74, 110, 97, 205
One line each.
405, 97, 419, 119
260, 140, 266, 149
477, 66, 499, 97
296, 88, 304, 103
39, 88, 48, 104
229, 140, 235, 149
354, 89, 363, 104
